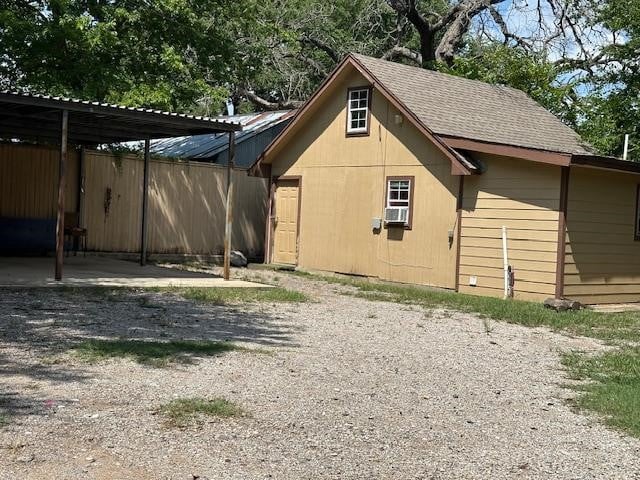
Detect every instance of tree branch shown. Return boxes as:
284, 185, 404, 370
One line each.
488, 6, 532, 49
238, 87, 304, 111
386, 0, 435, 64
299, 35, 339, 63
382, 45, 422, 65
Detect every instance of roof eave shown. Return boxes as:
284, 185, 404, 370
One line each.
571, 154, 640, 174
440, 135, 572, 167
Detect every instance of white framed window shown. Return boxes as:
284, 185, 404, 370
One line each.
347, 87, 370, 134
384, 177, 413, 228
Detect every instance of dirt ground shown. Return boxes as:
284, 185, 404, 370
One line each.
1, 268, 640, 479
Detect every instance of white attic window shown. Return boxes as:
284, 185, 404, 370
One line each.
347, 88, 370, 135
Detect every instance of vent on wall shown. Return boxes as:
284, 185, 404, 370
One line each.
384, 207, 409, 225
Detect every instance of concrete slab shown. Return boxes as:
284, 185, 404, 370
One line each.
0, 256, 269, 288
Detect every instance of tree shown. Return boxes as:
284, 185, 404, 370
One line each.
1, 0, 635, 159
0, 0, 255, 113
572, 0, 640, 158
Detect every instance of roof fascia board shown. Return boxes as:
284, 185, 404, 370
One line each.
440, 135, 571, 166
571, 154, 640, 175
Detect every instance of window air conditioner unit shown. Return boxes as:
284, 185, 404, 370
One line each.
384, 207, 409, 225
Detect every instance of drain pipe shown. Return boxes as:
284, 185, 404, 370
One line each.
502, 226, 510, 299
623, 134, 630, 161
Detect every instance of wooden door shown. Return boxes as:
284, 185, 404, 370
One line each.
273, 179, 300, 265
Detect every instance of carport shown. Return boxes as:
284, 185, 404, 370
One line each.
0, 91, 242, 281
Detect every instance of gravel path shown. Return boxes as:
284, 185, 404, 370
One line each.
1, 269, 640, 479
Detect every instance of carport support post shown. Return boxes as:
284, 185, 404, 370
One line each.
140, 138, 151, 266
55, 110, 69, 281
223, 131, 236, 280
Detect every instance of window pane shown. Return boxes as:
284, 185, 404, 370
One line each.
387, 178, 412, 211
347, 89, 369, 133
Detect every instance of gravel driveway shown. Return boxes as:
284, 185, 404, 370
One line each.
1, 269, 639, 479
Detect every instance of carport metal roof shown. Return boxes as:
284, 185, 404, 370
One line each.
0, 90, 241, 282
0, 90, 241, 144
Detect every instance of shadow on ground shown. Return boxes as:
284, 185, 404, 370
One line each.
0, 287, 299, 421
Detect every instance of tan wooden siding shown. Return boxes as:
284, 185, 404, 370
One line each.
271, 68, 459, 289
2, 144, 267, 256
458, 155, 561, 301
564, 167, 640, 304
0, 143, 79, 218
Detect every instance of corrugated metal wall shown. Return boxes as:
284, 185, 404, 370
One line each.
1, 143, 268, 257
0, 143, 79, 217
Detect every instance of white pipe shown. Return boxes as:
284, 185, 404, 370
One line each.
623, 134, 630, 161
502, 226, 509, 299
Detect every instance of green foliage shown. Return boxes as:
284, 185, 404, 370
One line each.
0, 0, 254, 113
1, 0, 638, 157
563, 348, 640, 437
581, 0, 640, 158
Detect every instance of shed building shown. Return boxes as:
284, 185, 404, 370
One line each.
251, 54, 640, 305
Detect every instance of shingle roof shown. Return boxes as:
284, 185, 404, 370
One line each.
352, 54, 591, 155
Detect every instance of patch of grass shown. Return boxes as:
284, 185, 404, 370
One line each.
178, 287, 308, 304
73, 339, 261, 367
159, 397, 245, 426
563, 348, 640, 437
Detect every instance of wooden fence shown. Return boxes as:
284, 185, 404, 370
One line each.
0, 143, 268, 257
